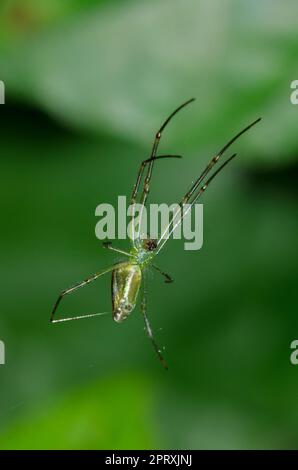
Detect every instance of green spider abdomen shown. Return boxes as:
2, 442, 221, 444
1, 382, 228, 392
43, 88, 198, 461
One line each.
112, 263, 142, 323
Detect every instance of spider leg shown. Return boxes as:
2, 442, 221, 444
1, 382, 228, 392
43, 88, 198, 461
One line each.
179, 117, 261, 206
103, 242, 131, 257
51, 311, 109, 324
152, 264, 173, 283
134, 98, 195, 240
157, 153, 238, 253
130, 154, 183, 243
141, 274, 168, 369
50, 262, 127, 323
131, 154, 182, 209
157, 117, 262, 250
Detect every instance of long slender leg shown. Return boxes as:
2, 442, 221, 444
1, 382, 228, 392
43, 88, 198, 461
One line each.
179, 117, 261, 206
131, 154, 182, 209
152, 264, 173, 283
103, 242, 131, 257
130, 154, 183, 243
140, 99, 195, 207
131, 155, 182, 222
157, 117, 262, 248
141, 274, 168, 369
156, 154, 237, 254
136, 99, 195, 239
51, 311, 109, 324
50, 262, 127, 323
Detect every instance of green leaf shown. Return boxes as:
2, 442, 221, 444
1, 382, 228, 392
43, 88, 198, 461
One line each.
1, 0, 298, 164
0, 374, 156, 450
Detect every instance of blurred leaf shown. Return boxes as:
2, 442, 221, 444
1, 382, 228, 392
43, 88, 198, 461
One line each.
0, 105, 298, 449
1, 0, 298, 451
0, 374, 156, 450
0, 0, 110, 46
0, 0, 298, 164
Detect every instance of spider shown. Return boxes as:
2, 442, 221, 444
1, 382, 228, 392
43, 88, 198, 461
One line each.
50, 99, 261, 369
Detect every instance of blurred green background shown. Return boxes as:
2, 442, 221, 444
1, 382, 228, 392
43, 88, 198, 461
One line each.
0, 0, 298, 450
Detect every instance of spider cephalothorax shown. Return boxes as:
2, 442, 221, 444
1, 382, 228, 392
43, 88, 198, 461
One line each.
143, 238, 158, 252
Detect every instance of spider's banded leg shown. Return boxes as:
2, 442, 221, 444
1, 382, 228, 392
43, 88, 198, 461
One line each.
103, 242, 131, 257
50, 262, 127, 323
131, 155, 182, 209
51, 311, 109, 324
136, 98, 195, 239
157, 117, 262, 247
152, 264, 173, 283
140, 98, 196, 206
179, 117, 261, 206
157, 154, 237, 254
141, 275, 168, 369
130, 154, 182, 243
